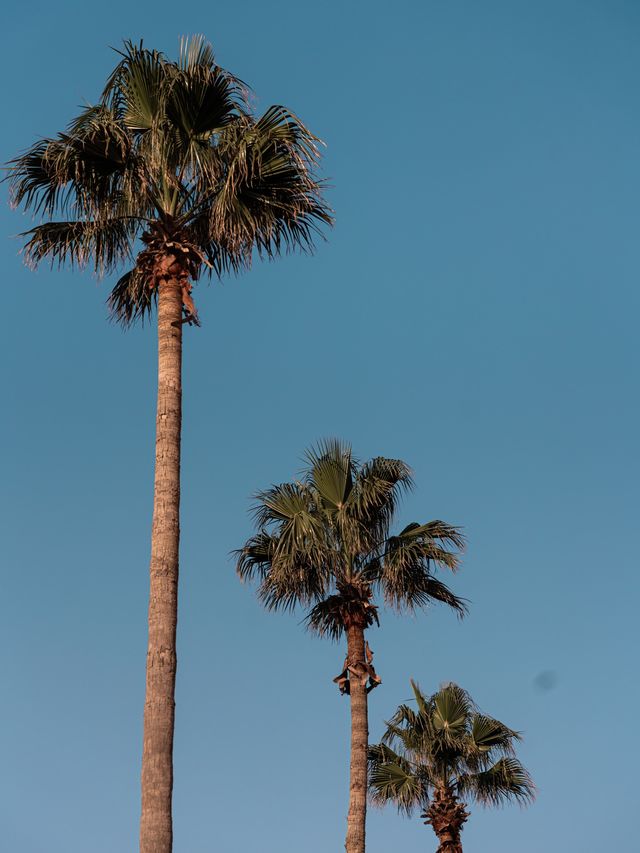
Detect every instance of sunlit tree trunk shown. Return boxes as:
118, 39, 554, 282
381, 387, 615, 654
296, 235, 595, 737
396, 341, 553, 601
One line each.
140, 273, 183, 853
423, 786, 469, 853
345, 622, 368, 853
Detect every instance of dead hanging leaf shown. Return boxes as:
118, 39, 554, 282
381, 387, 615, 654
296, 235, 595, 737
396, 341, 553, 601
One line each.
333, 657, 350, 695
365, 642, 374, 664
180, 281, 201, 326
332, 645, 382, 695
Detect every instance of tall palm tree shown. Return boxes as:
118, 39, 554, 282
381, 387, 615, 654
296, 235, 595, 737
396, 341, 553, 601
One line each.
8, 37, 330, 853
369, 681, 534, 852
236, 439, 465, 853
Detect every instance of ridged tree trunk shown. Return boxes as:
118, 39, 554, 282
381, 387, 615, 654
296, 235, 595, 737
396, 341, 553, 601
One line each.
345, 622, 368, 853
423, 786, 469, 853
140, 273, 183, 853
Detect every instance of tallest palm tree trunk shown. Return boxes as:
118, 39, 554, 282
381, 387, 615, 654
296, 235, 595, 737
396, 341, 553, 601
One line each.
345, 622, 368, 853
140, 274, 183, 853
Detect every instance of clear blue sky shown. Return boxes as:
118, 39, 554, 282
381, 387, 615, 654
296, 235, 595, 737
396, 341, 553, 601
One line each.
2, 2, 638, 851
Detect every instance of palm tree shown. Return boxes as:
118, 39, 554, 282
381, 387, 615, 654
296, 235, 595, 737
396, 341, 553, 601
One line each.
236, 439, 465, 853
8, 37, 330, 853
369, 681, 534, 852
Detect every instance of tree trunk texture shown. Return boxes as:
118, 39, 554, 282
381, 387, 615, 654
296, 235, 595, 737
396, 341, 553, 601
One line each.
140, 276, 183, 853
423, 787, 469, 853
345, 623, 368, 853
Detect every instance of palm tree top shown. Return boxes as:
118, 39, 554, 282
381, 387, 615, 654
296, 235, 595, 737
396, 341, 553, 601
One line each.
369, 680, 535, 815
237, 439, 466, 638
7, 35, 332, 326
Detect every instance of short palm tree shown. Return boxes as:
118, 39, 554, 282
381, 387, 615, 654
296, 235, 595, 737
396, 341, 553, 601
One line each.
236, 440, 465, 853
369, 681, 534, 853
8, 37, 330, 853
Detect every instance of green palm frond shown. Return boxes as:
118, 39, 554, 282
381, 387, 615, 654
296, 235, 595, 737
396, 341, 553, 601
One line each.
346, 457, 413, 546
167, 60, 246, 139
381, 521, 466, 612
397, 522, 465, 567
239, 481, 332, 611
21, 218, 137, 273
9, 111, 138, 220
103, 40, 166, 131
368, 743, 429, 815
409, 679, 431, 715
470, 715, 520, 755
432, 683, 473, 738
383, 702, 432, 752
211, 106, 332, 261
182, 209, 238, 276
252, 481, 315, 528
458, 758, 535, 807
105, 267, 154, 326
304, 438, 355, 510
257, 561, 329, 612
235, 531, 279, 583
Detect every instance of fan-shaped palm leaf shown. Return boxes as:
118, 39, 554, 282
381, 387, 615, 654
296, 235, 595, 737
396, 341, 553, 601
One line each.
470, 715, 520, 755
304, 438, 355, 511
368, 744, 428, 815
432, 683, 473, 738
458, 757, 534, 807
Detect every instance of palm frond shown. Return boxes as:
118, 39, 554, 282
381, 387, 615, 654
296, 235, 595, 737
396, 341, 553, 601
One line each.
257, 562, 329, 612
252, 481, 315, 528
103, 41, 167, 132
458, 758, 535, 807
178, 33, 216, 71
21, 218, 137, 273
470, 715, 520, 755
8, 109, 136, 221
107, 267, 155, 326
168, 51, 246, 139
380, 520, 465, 612
400, 521, 466, 561
305, 587, 379, 640
235, 530, 278, 583
346, 456, 413, 546
182, 209, 239, 277
304, 438, 355, 510
409, 679, 431, 715
382, 703, 431, 752
432, 684, 474, 737
211, 107, 332, 262
305, 595, 348, 640
368, 743, 429, 815
237, 522, 331, 612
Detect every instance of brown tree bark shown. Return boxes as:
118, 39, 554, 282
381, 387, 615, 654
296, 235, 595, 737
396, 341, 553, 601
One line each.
423, 786, 469, 853
140, 274, 183, 853
345, 622, 368, 853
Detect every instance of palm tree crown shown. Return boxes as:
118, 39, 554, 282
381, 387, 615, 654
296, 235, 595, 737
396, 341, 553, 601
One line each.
237, 439, 466, 643
369, 681, 534, 849
8, 36, 331, 325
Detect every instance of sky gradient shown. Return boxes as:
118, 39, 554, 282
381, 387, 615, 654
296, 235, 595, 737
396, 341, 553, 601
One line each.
2, 2, 638, 851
